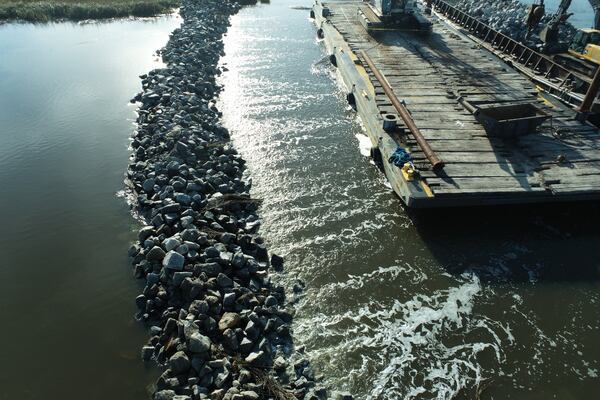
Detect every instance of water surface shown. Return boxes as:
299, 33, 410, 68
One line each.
0, 16, 180, 400
219, 1, 600, 398
542, 0, 595, 28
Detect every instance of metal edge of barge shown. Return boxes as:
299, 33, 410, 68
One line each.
311, 0, 600, 208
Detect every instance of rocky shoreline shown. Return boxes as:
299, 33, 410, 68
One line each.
126, 0, 331, 399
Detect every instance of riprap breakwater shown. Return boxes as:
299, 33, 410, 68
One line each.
126, 0, 327, 399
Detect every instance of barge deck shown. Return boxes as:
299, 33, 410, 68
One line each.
312, 0, 600, 208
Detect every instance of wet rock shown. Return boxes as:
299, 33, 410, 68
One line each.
220, 232, 236, 244
240, 391, 259, 400
222, 328, 239, 351
169, 351, 191, 374
163, 251, 185, 270
273, 356, 286, 371
265, 295, 278, 307
141, 346, 154, 361
162, 237, 181, 252
154, 390, 176, 400
223, 292, 236, 308
244, 320, 259, 340
127, 0, 317, 398
195, 262, 221, 277
239, 337, 253, 354
270, 254, 284, 271
173, 271, 193, 286
205, 246, 220, 258
214, 370, 231, 388
135, 294, 146, 310
176, 193, 192, 205
188, 332, 212, 353
333, 392, 353, 400
244, 351, 267, 366
143, 178, 156, 193
146, 246, 166, 262
216, 272, 233, 288
139, 226, 154, 243
218, 312, 241, 331
181, 228, 200, 242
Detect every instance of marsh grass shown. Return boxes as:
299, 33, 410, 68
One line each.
0, 0, 181, 22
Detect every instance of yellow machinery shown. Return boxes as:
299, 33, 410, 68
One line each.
525, 0, 600, 76
569, 28, 600, 64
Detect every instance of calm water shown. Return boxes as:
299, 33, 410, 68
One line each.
219, 0, 600, 399
0, 16, 180, 400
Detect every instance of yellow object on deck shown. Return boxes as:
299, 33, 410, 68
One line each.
401, 163, 415, 181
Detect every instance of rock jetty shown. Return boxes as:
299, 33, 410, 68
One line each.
126, 0, 331, 399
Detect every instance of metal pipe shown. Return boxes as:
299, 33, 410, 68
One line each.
359, 50, 444, 170
579, 66, 600, 114
457, 97, 477, 114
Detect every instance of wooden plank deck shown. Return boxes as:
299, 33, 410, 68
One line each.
314, 0, 600, 207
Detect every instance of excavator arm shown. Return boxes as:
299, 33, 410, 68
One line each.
528, 0, 600, 33
539, 0, 572, 50
590, 0, 600, 29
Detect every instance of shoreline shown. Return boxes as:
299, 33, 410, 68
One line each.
126, 0, 330, 399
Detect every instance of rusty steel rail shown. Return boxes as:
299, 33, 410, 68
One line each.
580, 65, 600, 113
430, 0, 596, 110
359, 50, 445, 170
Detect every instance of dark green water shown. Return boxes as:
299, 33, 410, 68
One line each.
0, 16, 180, 400
219, 1, 600, 399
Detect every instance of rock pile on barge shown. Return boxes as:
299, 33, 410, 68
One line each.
453, 0, 576, 44
126, 0, 328, 398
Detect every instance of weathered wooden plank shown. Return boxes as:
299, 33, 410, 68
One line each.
322, 0, 600, 205
411, 151, 526, 163
417, 129, 490, 138
432, 186, 545, 195
427, 175, 542, 189
547, 183, 600, 193
405, 139, 504, 152
420, 163, 537, 178
533, 150, 600, 163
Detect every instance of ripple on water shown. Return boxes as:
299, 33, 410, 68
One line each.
218, 1, 600, 398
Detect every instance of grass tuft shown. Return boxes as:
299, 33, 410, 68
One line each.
0, 0, 181, 22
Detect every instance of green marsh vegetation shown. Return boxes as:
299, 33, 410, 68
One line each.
0, 0, 180, 22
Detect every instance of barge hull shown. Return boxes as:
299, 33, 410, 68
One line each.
313, 0, 600, 208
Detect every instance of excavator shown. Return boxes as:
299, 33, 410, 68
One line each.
358, 0, 432, 34
525, 0, 600, 76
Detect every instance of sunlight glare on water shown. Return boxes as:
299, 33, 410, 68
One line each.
218, 1, 600, 399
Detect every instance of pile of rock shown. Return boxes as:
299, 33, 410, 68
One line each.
452, 0, 576, 45
126, 0, 330, 399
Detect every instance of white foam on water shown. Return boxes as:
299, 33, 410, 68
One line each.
295, 271, 514, 399
355, 133, 373, 157
323, 264, 428, 293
